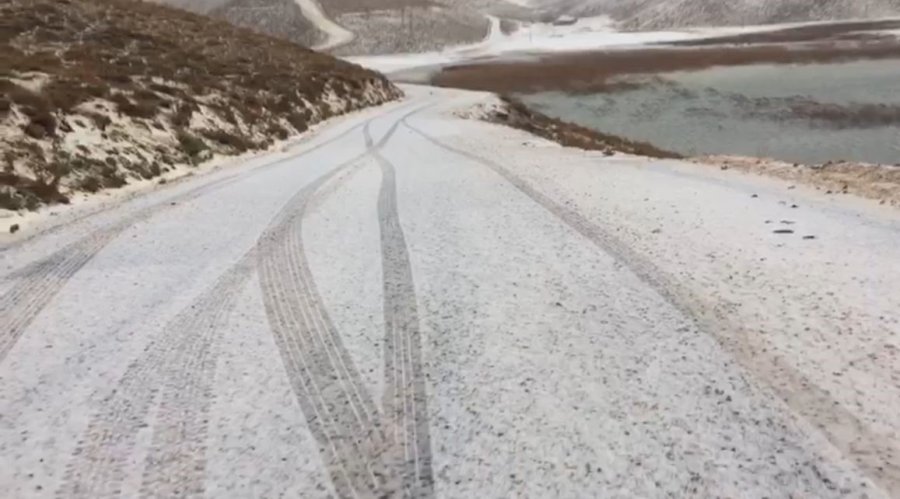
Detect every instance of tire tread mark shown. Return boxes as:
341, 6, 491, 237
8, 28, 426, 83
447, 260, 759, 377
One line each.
257, 157, 398, 498
373, 146, 435, 498
0, 173, 241, 363
255, 106, 431, 497
137, 253, 256, 499
404, 121, 900, 497
58, 252, 256, 499
0, 115, 375, 364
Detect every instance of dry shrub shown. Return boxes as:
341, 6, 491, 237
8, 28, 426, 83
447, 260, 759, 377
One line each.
170, 102, 195, 127
267, 122, 289, 140
84, 111, 112, 130
110, 92, 158, 119
200, 129, 256, 152
286, 111, 309, 132
176, 129, 207, 158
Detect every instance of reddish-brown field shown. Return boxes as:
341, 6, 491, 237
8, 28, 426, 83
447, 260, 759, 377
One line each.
433, 40, 900, 94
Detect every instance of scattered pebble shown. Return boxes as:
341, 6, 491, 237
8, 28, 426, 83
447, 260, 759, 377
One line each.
751, 194, 758, 198
774, 229, 794, 234
803, 235, 817, 240
791, 204, 799, 209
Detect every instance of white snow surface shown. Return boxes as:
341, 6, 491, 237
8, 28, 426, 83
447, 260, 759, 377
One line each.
346, 17, 819, 74
1, 85, 898, 498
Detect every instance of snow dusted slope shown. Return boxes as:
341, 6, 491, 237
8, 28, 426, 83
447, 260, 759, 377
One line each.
539, 0, 900, 29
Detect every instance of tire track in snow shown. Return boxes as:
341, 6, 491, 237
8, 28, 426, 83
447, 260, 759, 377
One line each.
257, 155, 396, 498
55, 100, 424, 499
59, 252, 256, 499
0, 118, 371, 364
371, 142, 435, 498
58, 143, 372, 498
0, 173, 240, 363
55, 116, 384, 497
404, 120, 900, 497
256, 106, 431, 498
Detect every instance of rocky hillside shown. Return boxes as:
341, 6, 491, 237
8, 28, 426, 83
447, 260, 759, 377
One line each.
544, 0, 900, 30
0, 0, 399, 211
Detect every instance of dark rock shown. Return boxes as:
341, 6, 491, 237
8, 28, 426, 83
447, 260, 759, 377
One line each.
9, 224, 20, 234
773, 229, 794, 234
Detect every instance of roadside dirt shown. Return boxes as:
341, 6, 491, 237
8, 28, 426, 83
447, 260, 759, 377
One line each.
482, 96, 682, 158
695, 155, 900, 207
472, 98, 900, 207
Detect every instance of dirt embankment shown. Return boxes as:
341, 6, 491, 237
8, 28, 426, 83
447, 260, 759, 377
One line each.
482, 97, 681, 159
0, 0, 400, 213
696, 156, 900, 207
474, 98, 900, 207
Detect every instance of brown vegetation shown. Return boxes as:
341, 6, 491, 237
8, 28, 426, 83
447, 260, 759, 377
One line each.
785, 101, 900, 128
489, 96, 682, 159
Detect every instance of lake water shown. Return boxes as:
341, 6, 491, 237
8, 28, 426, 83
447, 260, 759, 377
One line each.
519, 60, 900, 165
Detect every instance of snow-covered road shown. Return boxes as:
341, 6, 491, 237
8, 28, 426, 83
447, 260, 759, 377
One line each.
1, 86, 898, 498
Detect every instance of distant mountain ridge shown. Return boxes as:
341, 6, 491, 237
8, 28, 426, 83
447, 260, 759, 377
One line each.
149, 0, 900, 56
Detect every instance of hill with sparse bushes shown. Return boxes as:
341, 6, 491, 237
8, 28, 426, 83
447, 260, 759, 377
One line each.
0, 0, 399, 212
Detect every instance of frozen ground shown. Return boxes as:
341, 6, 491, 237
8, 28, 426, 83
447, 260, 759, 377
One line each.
346, 16, 838, 75
1, 86, 898, 498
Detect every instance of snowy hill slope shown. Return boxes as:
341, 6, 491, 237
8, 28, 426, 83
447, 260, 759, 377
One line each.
542, 0, 900, 29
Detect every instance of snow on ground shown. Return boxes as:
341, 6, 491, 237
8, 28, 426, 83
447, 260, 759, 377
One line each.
346, 16, 828, 74
1, 86, 898, 497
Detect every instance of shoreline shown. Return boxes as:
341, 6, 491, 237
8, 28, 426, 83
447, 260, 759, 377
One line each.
474, 95, 900, 207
